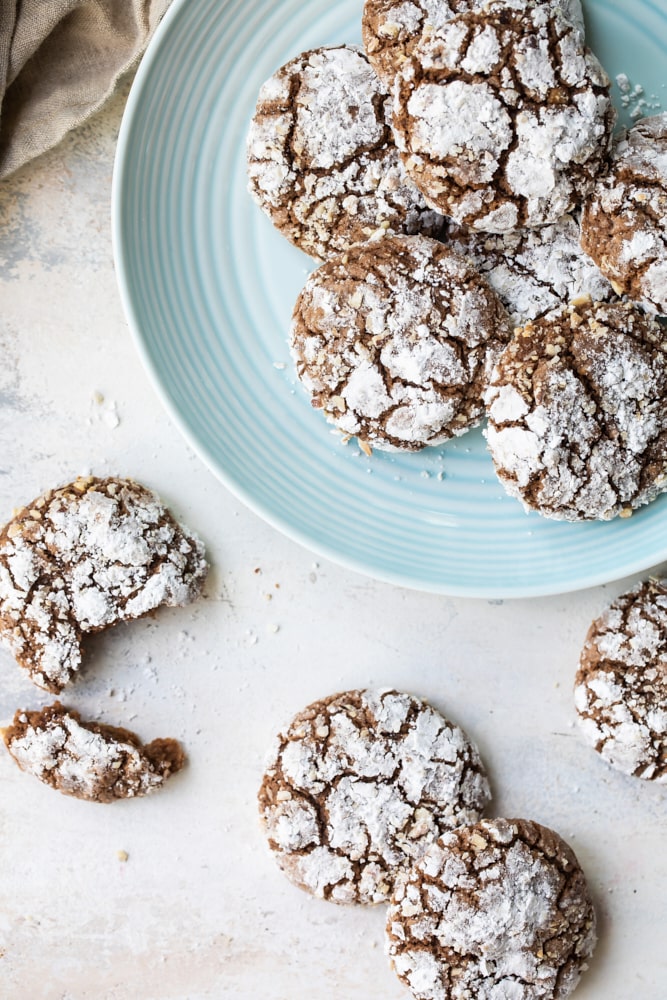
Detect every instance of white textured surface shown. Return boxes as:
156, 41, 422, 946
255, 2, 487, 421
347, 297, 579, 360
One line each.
0, 75, 666, 1000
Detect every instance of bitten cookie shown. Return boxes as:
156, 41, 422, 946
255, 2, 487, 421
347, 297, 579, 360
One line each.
575, 580, 667, 782
2, 702, 185, 802
581, 113, 667, 316
386, 818, 597, 1000
485, 300, 667, 521
0, 476, 208, 693
258, 688, 491, 905
290, 234, 511, 452
392, 4, 614, 232
246, 45, 442, 261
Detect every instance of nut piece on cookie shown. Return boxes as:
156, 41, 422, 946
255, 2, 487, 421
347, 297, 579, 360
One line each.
258, 688, 491, 906
575, 580, 667, 782
0, 476, 208, 693
246, 45, 443, 261
386, 817, 597, 1000
485, 300, 667, 521
581, 113, 667, 317
1, 702, 185, 802
290, 234, 511, 453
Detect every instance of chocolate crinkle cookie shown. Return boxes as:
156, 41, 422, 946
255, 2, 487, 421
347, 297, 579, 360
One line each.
0, 476, 208, 693
386, 818, 597, 1000
246, 45, 442, 261
392, 3, 614, 232
2, 702, 185, 802
485, 300, 667, 521
575, 580, 667, 782
580, 113, 667, 317
447, 214, 616, 327
258, 688, 491, 906
290, 234, 511, 452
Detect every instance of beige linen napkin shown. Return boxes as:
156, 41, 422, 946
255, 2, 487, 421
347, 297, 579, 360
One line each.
0, 0, 171, 180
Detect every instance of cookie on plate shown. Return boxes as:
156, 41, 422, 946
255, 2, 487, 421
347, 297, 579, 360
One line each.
246, 45, 443, 261
392, 4, 614, 232
258, 688, 491, 905
290, 234, 511, 453
386, 817, 597, 1000
575, 579, 667, 782
485, 300, 667, 520
580, 113, 667, 317
0, 476, 208, 693
2, 702, 185, 802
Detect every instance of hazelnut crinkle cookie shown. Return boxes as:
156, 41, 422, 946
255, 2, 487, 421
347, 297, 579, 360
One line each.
392, 4, 614, 232
575, 579, 667, 782
0, 476, 208, 693
290, 234, 511, 452
258, 688, 491, 905
386, 818, 596, 1000
485, 300, 667, 521
2, 702, 185, 802
246, 45, 442, 261
580, 113, 667, 317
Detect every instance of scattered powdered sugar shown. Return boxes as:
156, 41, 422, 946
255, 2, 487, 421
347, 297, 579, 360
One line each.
615, 73, 662, 121
258, 688, 491, 905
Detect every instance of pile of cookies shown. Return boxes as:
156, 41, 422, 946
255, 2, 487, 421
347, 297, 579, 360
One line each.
247, 0, 667, 523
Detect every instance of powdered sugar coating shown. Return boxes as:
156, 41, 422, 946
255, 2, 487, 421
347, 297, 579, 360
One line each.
392, 5, 614, 232
0, 477, 208, 692
246, 45, 442, 261
485, 300, 667, 521
258, 688, 491, 906
290, 234, 511, 452
581, 113, 667, 316
386, 818, 596, 1000
575, 580, 667, 782
447, 215, 615, 326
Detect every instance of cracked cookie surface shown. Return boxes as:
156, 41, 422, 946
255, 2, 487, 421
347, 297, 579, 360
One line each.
575, 580, 667, 782
290, 234, 511, 452
485, 300, 667, 521
386, 817, 596, 1000
581, 113, 667, 317
392, 4, 614, 232
246, 45, 442, 261
2, 702, 185, 802
0, 476, 208, 693
258, 688, 491, 905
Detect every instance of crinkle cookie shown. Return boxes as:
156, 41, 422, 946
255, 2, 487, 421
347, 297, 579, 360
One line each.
362, 0, 585, 88
258, 688, 491, 905
447, 214, 616, 327
485, 300, 667, 521
290, 234, 511, 453
0, 476, 207, 693
246, 45, 442, 261
575, 580, 667, 782
580, 113, 667, 317
386, 818, 597, 1000
392, 4, 614, 232
2, 702, 185, 802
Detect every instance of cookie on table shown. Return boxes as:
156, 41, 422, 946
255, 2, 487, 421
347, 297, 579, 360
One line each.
392, 4, 614, 232
2, 702, 185, 802
580, 113, 667, 317
258, 688, 491, 905
386, 818, 597, 1000
290, 234, 511, 453
575, 580, 667, 782
0, 476, 208, 693
246, 45, 443, 262
447, 214, 616, 327
485, 300, 667, 521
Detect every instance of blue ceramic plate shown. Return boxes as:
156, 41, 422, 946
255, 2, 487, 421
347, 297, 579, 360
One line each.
112, 0, 667, 598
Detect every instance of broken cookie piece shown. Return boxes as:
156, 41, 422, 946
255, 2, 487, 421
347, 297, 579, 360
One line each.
2, 702, 185, 802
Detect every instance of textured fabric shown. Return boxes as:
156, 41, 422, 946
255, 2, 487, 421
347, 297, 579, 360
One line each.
0, 0, 171, 179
